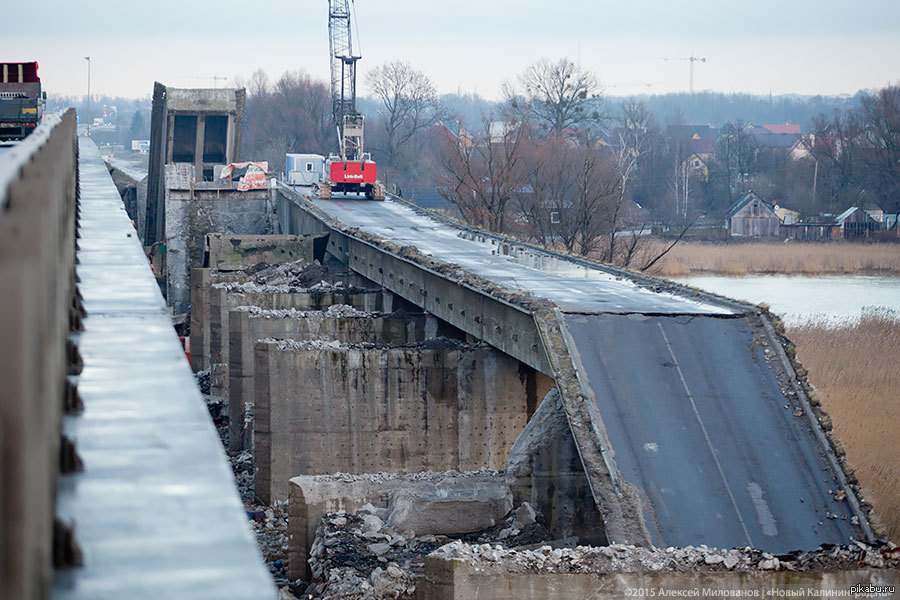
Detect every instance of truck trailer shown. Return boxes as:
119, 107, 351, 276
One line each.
0, 62, 45, 142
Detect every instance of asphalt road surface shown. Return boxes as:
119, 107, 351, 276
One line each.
565, 313, 858, 551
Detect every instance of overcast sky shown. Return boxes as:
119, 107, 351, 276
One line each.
5, 0, 900, 100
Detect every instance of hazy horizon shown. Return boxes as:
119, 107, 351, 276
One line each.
7, 0, 899, 100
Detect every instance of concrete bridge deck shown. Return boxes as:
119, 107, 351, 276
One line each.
282, 191, 869, 552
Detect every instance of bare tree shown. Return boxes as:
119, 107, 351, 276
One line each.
858, 85, 900, 213
517, 135, 576, 247
513, 58, 604, 135
570, 141, 619, 256
366, 61, 440, 171
601, 101, 653, 264
809, 110, 861, 212
240, 70, 333, 167
714, 121, 758, 204
437, 111, 528, 233
248, 68, 270, 98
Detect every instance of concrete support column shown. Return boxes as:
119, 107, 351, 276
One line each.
363, 291, 379, 313
382, 290, 394, 314
425, 315, 439, 340
194, 114, 206, 180
165, 112, 174, 163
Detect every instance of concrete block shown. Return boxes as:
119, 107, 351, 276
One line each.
227, 308, 425, 450
385, 483, 513, 536
205, 233, 317, 272
287, 471, 511, 581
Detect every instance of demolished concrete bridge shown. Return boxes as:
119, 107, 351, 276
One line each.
273, 185, 874, 553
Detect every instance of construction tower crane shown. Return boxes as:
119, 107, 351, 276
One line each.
318, 0, 385, 200
662, 53, 707, 94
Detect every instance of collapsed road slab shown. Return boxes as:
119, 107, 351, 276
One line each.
278, 190, 871, 552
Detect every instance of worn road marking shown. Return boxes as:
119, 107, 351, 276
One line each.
747, 482, 779, 536
658, 322, 754, 547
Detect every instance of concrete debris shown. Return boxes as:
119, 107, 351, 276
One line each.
261, 338, 344, 351
305, 513, 421, 600
231, 304, 375, 319
260, 336, 483, 353
385, 485, 512, 536
514, 502, 536, 528
430, 540, 900, 574
303, 497, 556, 600
305, 467, 503, 485
251, 260, 329, 288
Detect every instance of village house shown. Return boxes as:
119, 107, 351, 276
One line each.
727, 191, 780, 237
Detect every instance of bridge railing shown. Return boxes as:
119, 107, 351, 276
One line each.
0, 110, 78, 599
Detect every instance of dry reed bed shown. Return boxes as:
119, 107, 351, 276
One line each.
647, 242, 900, 276
789, 308, 900, 541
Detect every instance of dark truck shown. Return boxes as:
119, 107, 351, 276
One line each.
0, 62, 45, 141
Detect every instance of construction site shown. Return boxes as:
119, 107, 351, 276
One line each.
1, 2, 898, 599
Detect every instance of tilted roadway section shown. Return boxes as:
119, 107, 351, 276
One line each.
296, 194, 867, 553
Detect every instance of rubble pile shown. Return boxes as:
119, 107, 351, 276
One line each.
304, 498, 555, 600
245, 501, 290, 586
260, 336, 483, 353
231, 304, 375, 320
303, 467, 501, 485
215, 259, 379, 295
432, 539, 900, 574
197, 371, 289, 586
249, 260, 329, 288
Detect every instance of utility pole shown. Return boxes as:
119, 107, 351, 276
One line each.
84, 56, 91, 136
812, 159, 819, 209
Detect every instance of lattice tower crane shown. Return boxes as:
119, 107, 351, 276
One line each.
318, 0, 385, 200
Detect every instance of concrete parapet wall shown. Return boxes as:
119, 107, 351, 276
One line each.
419, 557, 898, 600
0, 111, 77, 599
228, 309, 424, 448
255, 342, 547, 503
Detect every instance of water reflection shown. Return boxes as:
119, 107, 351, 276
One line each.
674, 274, 900, 326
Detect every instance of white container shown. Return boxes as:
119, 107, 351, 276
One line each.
286, 153, 325, 186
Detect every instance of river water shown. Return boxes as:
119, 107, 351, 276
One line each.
673, 274, 900, 327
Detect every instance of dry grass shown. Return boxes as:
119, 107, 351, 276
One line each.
789, 308, 900, 540
645, 241, 900, 277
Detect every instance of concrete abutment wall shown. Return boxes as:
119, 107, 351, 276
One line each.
256, 342, 553, 503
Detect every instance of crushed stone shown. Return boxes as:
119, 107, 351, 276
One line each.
430, 539, 900, 574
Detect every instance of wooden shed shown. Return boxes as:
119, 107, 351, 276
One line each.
836, 207, 881, 240
727, 192, 780, 237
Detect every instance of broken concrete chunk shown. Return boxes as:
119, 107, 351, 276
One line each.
386, 484, 513, 535
723, 553, 740, 569
362, 513, 384, 533
367, 542, 391, 556
514, 502, 537, 527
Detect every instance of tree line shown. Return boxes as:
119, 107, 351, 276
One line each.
236, 62, 900, 267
